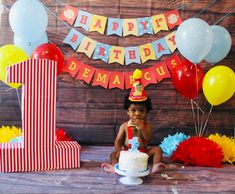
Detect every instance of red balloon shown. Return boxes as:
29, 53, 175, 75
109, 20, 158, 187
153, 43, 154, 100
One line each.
171, 59, 205, 99
31, 43, 64, 75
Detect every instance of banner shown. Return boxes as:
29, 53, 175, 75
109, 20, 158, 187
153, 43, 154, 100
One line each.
63, 28, 177, 65
64, 53, 182, 90
59, 4, 182, 36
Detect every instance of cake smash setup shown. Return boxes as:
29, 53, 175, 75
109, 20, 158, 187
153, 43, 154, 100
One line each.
115, 137, 150, 185
0, 0, 235, 183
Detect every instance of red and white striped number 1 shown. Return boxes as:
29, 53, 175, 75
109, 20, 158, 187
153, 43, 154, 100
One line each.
0, 58, 80, 172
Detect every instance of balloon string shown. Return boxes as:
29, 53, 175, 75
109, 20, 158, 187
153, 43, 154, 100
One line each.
1, 4, 9, 11
193, 0, 219, 18
3, 1, 233, 27
191, 99, 198, 136
55, 0, 66, 6
191, 100, 204, 113
200, 105, 213, 136
4, 87, 14, 92
198, 99, 207, 136
176, 0, 200, 10
214, 7, 235, 25
41, 1, 72, 30
195, 64, 201, 136
55, 0, 200, 11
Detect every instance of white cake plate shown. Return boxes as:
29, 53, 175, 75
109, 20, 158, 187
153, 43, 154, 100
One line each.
114, 164, 150, 185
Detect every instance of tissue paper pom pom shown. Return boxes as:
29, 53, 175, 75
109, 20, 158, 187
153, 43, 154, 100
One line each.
0, 126, 22, 142
9, 136, 23, 143
172, 136, 224, 167
56, 128, 72, 141
133, 69, 142, 79
159, 132, 190, 156
208, 133, 235, 164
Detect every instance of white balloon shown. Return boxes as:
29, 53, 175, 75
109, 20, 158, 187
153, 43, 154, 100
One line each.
176, 18, 213, 64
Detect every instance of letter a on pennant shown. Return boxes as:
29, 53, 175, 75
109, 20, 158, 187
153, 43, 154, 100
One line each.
109, 72, 125, 90
107, 18, 123, 36
152, 38, 171, 59
89, 15, 107, 34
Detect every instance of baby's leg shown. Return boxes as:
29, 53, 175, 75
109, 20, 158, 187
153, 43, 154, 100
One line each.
101, 151, 118, 173
151, 162, 166, 173
101, 163, 115, 173
147, 146, 165, 173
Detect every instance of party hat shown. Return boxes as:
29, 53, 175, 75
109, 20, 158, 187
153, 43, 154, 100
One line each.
129, 69, 147, 102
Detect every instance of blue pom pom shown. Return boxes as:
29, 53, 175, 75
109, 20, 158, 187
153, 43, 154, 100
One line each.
159, 132, 190, 156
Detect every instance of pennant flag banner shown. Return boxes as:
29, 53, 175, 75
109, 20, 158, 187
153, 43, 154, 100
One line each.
59, 4, 182, 36
64, 53, 182, 90
63, 28, 177, 65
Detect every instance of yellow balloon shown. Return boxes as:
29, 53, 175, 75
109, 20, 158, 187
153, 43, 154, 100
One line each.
202, 65, 235, 106
0, 44, 28, 88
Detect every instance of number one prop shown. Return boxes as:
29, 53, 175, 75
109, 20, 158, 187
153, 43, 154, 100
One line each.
0, 58, 80, 172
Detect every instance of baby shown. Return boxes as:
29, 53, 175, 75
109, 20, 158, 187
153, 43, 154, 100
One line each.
101, 69, 165, 173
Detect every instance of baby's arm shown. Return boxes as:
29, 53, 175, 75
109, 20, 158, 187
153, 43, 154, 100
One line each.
140, 123, 153, 141
114, 123, 126, 156
129, 119, 153, 141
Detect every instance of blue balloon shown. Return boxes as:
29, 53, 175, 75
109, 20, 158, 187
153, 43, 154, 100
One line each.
176, 18, 213, 64
9, 0, 48, 42
204, 25, 232, 64
14, 33, 48, 56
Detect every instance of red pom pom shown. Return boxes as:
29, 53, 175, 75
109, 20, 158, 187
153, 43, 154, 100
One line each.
172, 136, 224, 167
56, 128, 72, 141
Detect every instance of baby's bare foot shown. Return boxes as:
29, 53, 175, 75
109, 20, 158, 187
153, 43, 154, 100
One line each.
101, 163, 115, 173
151, 162, 166, 174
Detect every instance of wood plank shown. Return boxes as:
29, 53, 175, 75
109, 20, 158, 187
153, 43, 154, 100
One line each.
0, 0, 235, 145
0, 146, 234, 193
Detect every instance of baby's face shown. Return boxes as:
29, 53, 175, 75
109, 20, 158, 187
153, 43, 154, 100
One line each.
127, 104, 147, 122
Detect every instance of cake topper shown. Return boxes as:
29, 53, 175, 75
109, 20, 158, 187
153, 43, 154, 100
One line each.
129, 137, 140, 152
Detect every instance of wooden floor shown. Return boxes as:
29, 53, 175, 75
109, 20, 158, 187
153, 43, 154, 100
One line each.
1, 146, 235, 194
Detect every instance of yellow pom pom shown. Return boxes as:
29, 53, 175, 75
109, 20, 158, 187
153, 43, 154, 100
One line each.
208, 133, 235, 164
0, 125, 22, 142
133, 69, 142, 79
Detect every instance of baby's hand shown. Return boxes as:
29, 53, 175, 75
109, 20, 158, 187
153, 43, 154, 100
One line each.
131, 119, 145, 130
115, 151, 121, 158
128, 119, 136, 127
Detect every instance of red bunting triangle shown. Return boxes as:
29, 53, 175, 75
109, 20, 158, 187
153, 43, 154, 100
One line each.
109, 71, 125, 90
92, 69, 110, 89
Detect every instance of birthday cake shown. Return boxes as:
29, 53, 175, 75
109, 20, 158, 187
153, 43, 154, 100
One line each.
119, 150, 149, 173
